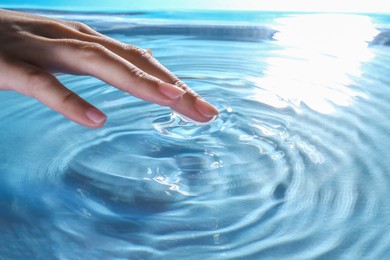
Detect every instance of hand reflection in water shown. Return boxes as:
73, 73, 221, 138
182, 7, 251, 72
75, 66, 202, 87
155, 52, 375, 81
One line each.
0, 9, 218, 128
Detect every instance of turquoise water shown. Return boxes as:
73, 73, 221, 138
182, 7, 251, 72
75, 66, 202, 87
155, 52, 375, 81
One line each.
1, 9, 390, 259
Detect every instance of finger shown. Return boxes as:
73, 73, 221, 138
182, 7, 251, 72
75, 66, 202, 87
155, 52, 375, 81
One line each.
44, 28, 180, 85
24, 23, 170, 82
0, 57, 107, 128
24, 25, 219, 121
21, 36, 187, 107
72, 36, 220, 121
62, 20, 105, 37
63, 38, 217, 121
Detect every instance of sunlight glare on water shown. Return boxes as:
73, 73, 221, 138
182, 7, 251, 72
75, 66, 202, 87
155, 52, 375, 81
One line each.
254, 14, 378, 114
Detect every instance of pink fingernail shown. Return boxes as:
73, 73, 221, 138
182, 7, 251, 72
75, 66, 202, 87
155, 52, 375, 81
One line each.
86, 108, 107, 124
158, 82, 186, 99
195, 98, 219, 118
145, 49, 153, 56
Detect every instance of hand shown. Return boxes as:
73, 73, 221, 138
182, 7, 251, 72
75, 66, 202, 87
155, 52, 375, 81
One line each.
0, 9, 218, 128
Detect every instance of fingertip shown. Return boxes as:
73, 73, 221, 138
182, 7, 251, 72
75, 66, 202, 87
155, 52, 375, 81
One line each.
195, 97, 219, 119
85, 107, 107, 127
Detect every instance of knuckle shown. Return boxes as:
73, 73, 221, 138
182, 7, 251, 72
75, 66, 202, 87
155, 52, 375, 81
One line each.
83, 42, 106, 53
62, 19, 80, 27
129, 65, 147, 78
36, 20, 64, 32
70, 21, 85, 28
76, 42, 107, 61
175, 80, 191, 94
126, 44, 149, 57
24, 69, 52, 97
60, 90, 79, 107
70, 21, 93, 33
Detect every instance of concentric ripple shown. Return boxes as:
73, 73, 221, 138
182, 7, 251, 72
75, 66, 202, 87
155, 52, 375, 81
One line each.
152, 102, 234, 139
1, 10, 390, 259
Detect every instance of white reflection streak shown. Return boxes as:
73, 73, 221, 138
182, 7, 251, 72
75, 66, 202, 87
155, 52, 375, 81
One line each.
254, 14, 379, 114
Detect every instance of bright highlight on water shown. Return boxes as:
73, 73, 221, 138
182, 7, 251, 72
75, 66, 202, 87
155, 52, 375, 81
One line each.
1, 9, 390, 259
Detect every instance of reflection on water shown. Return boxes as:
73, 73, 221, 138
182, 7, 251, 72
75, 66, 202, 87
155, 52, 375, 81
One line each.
1, 10, 390, 259
254, 14, 378, 113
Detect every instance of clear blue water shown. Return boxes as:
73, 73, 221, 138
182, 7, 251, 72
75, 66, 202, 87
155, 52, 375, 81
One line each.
1, 9, 390, 259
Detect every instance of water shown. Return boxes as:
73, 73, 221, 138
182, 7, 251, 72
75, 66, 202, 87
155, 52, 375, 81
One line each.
1, 9, 390, 259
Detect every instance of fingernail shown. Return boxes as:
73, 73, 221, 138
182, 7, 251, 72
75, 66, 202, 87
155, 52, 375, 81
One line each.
145, 49, 153, 56
158, 82, 186, 99
86, 108, 107, 124
195, 97, 219, 118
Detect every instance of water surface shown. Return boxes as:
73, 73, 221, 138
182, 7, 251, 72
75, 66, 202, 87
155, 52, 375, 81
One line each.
1, 10, 390, 259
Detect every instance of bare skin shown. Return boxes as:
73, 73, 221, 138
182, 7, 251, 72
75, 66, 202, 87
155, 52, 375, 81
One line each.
0, 9, 219, 128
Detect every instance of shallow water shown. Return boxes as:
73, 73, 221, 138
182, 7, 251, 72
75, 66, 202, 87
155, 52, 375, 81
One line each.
1, 10, 390, 259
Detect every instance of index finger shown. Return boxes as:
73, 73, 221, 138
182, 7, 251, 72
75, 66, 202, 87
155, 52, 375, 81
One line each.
85, 37, 220, 121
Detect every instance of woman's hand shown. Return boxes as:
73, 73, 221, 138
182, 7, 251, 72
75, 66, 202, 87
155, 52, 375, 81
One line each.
0, 9, 218, 128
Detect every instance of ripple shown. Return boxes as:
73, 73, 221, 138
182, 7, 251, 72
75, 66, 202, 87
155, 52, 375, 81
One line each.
152, 101, 234, 140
